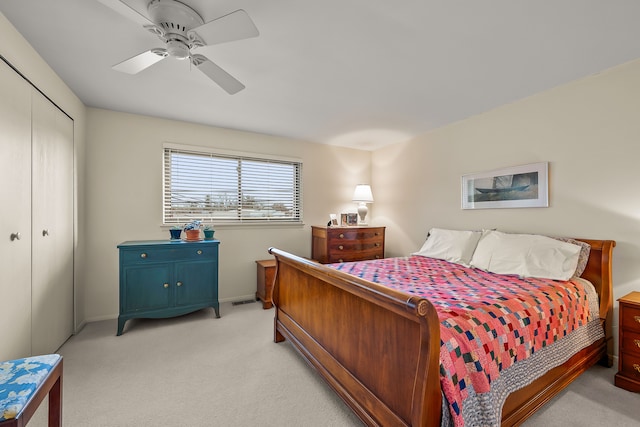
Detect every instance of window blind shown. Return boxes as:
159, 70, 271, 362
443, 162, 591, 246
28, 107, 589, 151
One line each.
163, 146, 302, 225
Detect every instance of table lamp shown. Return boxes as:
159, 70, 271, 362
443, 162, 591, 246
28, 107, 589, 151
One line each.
352, 184, 374, 225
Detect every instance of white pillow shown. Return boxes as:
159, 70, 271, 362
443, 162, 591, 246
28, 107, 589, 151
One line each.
413, 228, 482, 266
469, 230, 581, 281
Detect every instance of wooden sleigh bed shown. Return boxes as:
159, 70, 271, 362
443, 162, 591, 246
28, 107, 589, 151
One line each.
268, 237, 615, 426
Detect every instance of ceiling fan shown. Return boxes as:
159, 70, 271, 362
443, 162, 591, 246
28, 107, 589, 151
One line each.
98, 0, 259, 94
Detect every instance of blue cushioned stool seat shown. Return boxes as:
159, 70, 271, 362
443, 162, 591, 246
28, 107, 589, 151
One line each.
0, 354, 63, 427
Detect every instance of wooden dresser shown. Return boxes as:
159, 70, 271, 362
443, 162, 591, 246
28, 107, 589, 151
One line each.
311, 226, 385, 264
615, 291, 640, 392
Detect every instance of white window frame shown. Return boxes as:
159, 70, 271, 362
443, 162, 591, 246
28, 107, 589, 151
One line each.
163, 143, 303, 226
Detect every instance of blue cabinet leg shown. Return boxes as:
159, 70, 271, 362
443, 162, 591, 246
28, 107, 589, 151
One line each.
117, 317, 126, 336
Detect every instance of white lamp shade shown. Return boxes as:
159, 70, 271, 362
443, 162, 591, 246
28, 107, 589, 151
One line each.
352, 185, 374, 203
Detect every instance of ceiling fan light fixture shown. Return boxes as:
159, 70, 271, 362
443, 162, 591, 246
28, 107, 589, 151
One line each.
166, 38, 190, 59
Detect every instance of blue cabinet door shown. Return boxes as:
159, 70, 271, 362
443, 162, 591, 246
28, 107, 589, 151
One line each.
122, 264, 171, 313
175, 260, 217, 306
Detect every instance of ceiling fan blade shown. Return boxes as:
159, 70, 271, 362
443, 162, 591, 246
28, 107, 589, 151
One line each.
191, 54, 245, 94
97, 0, 153, 26
113, 49, 168, 74
189, 9, 259, 47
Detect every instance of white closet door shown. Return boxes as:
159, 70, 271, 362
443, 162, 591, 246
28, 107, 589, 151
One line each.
31, 90, 74, 355
0, 60, 33, 360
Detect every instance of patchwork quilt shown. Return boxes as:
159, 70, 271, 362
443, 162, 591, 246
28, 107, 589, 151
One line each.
330, 256, 604, 427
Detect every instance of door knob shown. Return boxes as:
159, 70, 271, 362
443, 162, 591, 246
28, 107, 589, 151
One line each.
42, 229, 49, 237
10, 232, 21, 241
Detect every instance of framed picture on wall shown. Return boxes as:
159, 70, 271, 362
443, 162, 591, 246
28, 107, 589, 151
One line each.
461, 162, 549, 209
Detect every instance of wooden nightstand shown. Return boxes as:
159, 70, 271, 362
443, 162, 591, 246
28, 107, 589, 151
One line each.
615, 291, 640, 392
311, 226, 385, 264
256, 259, 276, 309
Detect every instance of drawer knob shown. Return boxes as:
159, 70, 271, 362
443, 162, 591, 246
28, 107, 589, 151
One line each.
375, 232, 379, 236
375, 255, 381, 259
163, 283, 169, 288
140, 253, 147, 259
375, 242, 380, 247
635, 339, 640, 349
338, 245, 344, 250
634, 364, 640, 374
635, 316, 640, 324
339, 233, 344, 239
338, 259, 343, 263
197, 250, 202, 255
177, 281, 183, 287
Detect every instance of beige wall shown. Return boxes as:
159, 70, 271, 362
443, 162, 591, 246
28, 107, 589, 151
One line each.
84, 108, 371, 322
0, 12, 88, 330
372, 59, 640, 349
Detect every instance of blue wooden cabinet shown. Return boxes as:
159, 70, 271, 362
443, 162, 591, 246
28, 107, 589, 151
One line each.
117, 240, 220, 335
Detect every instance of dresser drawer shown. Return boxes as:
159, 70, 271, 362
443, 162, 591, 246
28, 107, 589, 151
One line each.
327, 228, 384, 242
621, 304, 640, 332
327, 248, 383, 263
327, 239, 383, 252
121, 245, 217, 265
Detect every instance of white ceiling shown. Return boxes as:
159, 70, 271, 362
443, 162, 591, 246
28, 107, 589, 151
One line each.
2, 1, 640, 151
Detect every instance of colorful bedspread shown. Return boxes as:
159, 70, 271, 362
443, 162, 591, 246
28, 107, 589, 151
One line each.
330, 256, 604, 427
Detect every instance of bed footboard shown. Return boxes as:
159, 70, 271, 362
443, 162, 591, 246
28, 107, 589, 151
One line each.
269, 248, 442, 427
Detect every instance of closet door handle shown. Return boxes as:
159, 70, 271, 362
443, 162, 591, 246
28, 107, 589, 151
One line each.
10, 232, 21, 241
176, 281, 183, 287
42, 229, 49, 237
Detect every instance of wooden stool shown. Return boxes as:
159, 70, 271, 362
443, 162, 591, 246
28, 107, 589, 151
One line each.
0, 354, 63, 427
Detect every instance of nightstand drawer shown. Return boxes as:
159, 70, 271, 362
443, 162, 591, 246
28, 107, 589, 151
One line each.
621, 330, 640, 356
621, 304, 640, 332
619, 352, 640, 380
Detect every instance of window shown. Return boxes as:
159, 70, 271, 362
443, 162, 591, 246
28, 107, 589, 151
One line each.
163, 144, 302, 225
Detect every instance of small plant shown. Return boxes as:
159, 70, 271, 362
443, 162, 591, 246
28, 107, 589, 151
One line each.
203, 224, 214, 231
170, 225, 182, 230
183, 220, 202, 231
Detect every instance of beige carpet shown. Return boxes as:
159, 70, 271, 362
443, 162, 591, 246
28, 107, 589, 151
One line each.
27, 301, 639, 426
